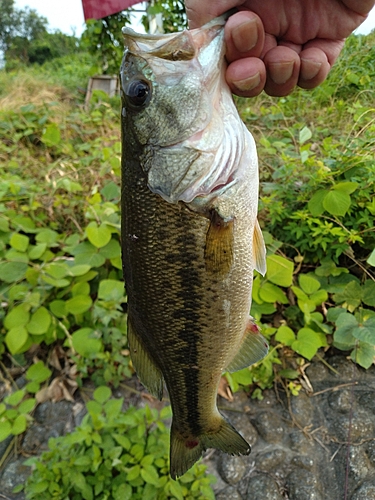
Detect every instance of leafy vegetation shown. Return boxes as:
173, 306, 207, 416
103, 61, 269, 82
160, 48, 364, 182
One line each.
0, 8, 374, 497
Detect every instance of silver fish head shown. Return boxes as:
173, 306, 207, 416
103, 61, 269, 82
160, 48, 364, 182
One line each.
120, 15, 242, 205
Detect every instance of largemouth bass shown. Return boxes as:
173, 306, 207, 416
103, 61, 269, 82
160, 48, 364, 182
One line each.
120, 13, 269, 479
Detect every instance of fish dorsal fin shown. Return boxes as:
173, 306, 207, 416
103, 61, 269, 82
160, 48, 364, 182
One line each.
127, 318, 164, 400
253, 220, 266, 276
226, 318, 269, 373
204, 210, 234, 275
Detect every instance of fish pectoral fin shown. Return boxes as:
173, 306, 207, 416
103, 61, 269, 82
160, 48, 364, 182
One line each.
170, 417, 250, 480
253, 219, 267, 276
204, 210, 234, 275
226, 318, 269, 372
128, 319, 164, 400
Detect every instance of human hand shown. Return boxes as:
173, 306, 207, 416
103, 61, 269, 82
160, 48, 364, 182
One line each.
186, 0, 375, 97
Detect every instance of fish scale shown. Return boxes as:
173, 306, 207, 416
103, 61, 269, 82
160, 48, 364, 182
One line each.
120, 13, 269, 479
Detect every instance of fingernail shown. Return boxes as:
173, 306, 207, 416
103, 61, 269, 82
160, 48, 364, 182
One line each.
233, 72, 261, 92
269, 62, 294, 85
300, 58, 322, 80
232, 18, 258, 53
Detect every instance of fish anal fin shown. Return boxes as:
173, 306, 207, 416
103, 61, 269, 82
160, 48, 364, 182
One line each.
128, 318, 164, 400
253, 219, 266, 276
170, 417, 250, 479
226, 318, 269, 373
204, 210, 234, 275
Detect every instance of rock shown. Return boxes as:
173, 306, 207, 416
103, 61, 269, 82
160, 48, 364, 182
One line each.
358, 391, 375, 413
289, 431, 314, 455
305, 362, 329, 382
216, 485, 243, 500
328, 389, 354, 413
0, 458, 29, 499
286, 469, 323, 500
290, 393, 315, 426
333, 410, 375, 442
291, 455, 315, 470
246, 474, 283, 500
257, 449, 286, 471
351, 480, 375, 500
253, 412, 285, 444
218, 455, 247, 484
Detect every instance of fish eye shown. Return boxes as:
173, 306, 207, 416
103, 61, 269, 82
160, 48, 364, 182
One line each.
124, 79, 151, 110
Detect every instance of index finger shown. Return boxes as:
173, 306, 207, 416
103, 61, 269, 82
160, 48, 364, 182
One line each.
186, 0, 243, 28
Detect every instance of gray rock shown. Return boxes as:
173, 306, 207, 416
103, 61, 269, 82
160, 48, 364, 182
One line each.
218, 454, 247, 484
289, 431, 314, 455
216, 485, 243, 500
333, 410, 375, 442
0, 458, 28, 499
291, 455, 315, 470
290, 393, 315, 426
305, 363, 329, 382
286, 469, 323, 500
256, 449, 286, 471
253, 412, 285, 444
328, 389, 354, 412
358, 391, 375, 413
246, 474, 283, 500
351, 480, 375, 500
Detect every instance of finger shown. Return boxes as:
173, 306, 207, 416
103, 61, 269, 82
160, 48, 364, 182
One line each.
226, 57, 266, 97
298, 47, 331, 89
263, 46, 301, 96
225, 11, 265, 62
186, 0, 242, 29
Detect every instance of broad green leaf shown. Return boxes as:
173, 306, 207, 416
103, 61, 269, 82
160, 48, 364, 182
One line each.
127, 465, 141, 481
298, 298, 316, 313
68, 264, 91, 276
86, 222, 111, 248
315, 260, 348, 277
98, 279, 125, 302
42, 275, 70, 288
351, 342, 375, 369
326, 307, 346, 323
41, 123, 61, 146
279, 369, 300, 379
93, 386, 112, 404
367, 248, 375, 267
49, 300, 67, 318
100, 238, 121, 259
352, 317, 375, 344
291, 286, 309, 302
299, 274, 320, 295
71, 241, 106, 267
10, 233, 29, 252
71, 328, 102, 356
18, 398, 36, 414
6, 389, 25, 406
323, 190, 351, 217
334, 313, 358, 346
308, 190, 327, 216
310, 289, 328, 306
5, 326, 29, 354
27, 307, 51, 335
44, 263, 68, 279
101, 181, 120, 201
72, 282, 90, 296
0, 421, 12, 442
291, 328, 325, 360
140, 464, 159, 486
113, 483, 132, 500
65, 295, 92, 315
333, 281, 362, 312
36, 229, 59, 246
12, 414, 27, 435
28, 243, 47, 260
0, 261, 28, 283
4, 303, 30, 330
299, 126, 312, 145
168, 480, 184, 500
275, 325, 295, 346
363, 280, 375, 307
26, 361, 52, 383
332, 181, 358, 195
259, 282, 288, 304
266, 255, 294, 287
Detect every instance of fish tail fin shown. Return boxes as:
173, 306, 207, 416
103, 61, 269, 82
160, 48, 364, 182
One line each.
170, 417, 250, 480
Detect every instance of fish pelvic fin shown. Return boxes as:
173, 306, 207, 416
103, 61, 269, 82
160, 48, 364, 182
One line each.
170, 417, 250, 480
127, 318, 164, 400
204, 210, 234, 276
226, 318, 269, 372
253, 219, 267, 276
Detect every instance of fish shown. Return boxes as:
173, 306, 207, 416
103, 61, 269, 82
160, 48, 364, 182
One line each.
120, 12, 269, 479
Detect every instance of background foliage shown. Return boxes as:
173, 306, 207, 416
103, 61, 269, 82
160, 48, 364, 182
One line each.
0, 2, 374, 497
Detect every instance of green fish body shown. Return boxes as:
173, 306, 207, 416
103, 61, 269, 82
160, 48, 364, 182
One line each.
120, 14, 268, 479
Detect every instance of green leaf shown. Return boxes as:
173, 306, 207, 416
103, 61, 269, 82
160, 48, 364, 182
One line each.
291, 328, 325, 360
98, 279, 124, 302
352, 317, 375, 344
266, 255, 294, 287
275, 325, 295, 346
299, 274, 320, 295
113, 483, 132, 500
68, 264, 91, 276
65, 295, 93, 315
334, 313, 358, 345
127, 465, 140, 481
332, 181, 358, 195
44, 263, 69, 279
10, 233, 29, 252
0, 261, 28, 283
259, 282, 288, 304
367, 248, 375, 267
26, 361, 52, 383
18, 398, 36, 414
49, 300, 67, 318
4, 304, 30, 330
12, 414, 27, 435
308, 190, 327, 217
0, 421, 12, 442
299, 126, 312, 145
363, 280, 375, 307
322, 190, 351, 217
41, 123, 61, 146
351, 342, 374, 369
140, 464, 159, 486
333, 281, 362, 312
310, 289, 328, 306
72, 328, 102, 357
168, 480, 184, 500
86, 222, 112, 248
93, 386, 112, 404
279, 369, 299, 379
5, 326, 29, 354
36, 229, 59, 246
28, 243, 47, 260
27, 307, 51, 335
326, 307, 346, 322
6, 389, 25, 406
